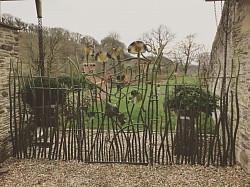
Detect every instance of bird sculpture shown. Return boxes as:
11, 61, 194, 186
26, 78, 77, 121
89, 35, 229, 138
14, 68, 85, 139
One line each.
95, 51, 112, 63
105, 102, 119, 117
83, 44, 94, 62
128, 41, 147, 54
105, 102, 126, 125
111, 47, 122, 61
129, 90, 142, 104
116, 74, 129, 90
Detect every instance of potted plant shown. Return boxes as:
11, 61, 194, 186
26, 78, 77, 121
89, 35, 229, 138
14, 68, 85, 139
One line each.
23, 76, 87, 127
164, 85, 218, 156
22, 77, 68, 127
166, 85, 217, 118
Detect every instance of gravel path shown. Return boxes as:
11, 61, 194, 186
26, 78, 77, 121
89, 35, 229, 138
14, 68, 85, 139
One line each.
0, 158, 249, 187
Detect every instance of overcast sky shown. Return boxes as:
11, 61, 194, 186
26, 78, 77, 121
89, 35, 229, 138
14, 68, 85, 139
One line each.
2, 0, 223, 50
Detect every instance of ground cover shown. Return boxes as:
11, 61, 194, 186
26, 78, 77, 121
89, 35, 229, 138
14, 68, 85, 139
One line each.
0, 158, 249, 187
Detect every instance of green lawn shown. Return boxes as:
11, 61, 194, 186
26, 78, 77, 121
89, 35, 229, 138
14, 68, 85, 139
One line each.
82, 75, 215, 133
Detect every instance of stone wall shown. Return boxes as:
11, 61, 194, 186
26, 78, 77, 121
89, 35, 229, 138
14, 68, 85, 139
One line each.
210, 0, 250, 173
0, 23, 19, 163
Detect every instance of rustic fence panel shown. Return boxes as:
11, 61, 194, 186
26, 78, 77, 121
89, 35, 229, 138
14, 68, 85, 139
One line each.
9, 50, 239, 167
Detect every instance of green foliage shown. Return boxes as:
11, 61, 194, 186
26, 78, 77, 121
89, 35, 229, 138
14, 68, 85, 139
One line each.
57, 75, 88, 88
23, 77, 66, 106
22, 76, 89, 107
165, 85, 219, 117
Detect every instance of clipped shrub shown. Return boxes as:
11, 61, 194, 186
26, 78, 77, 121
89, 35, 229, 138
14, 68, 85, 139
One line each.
23, 77, 66, 106
22, 75, 91, 107
165, 85, 218, 118
57, 75, 83, 88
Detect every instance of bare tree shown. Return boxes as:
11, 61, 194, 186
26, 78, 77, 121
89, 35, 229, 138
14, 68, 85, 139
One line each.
196, 46, 210, 78
173, 34, 202, 75
99, 32, 127, 73
101, 32, 126, 54
19, 27, 85, 75
140, 25, 175, 55
170, 49, 184, 73
43, 28, 66, 74
82, 35, 99, 46
69, 32, 84, 43
139, 25, 175, 75
2, 14, 14, 25
81, 35, 99, 63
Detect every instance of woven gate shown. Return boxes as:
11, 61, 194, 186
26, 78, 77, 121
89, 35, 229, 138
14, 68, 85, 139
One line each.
9, 44, 239, 166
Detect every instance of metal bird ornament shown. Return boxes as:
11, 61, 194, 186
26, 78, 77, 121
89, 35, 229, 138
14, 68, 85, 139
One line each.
129, 90, 142, 104
83, 44, 94, 62
117, 113, 126, 125
105, 102, 119, 117
111, 47, 122, 61
128, 41, 147, 54
105, 102, 126, 125
95, 51, 112, 64
116, 74, 129, 90
103, 72, 112, 86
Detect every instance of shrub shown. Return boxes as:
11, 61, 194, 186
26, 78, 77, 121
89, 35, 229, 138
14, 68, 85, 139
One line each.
23, 77, 67, 107
57, 75, 85, 88
22, 75, 92, 107
165, 85, 218, 118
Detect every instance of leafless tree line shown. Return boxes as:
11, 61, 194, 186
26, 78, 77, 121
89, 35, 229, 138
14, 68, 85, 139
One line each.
4, 13, 210, 77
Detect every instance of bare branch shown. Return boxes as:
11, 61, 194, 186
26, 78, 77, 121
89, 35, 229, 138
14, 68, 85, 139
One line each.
140, 25, 175, 55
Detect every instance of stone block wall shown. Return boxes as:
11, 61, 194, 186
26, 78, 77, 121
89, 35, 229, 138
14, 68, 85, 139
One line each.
210, 0, 250, 173
0, 23, 19, 163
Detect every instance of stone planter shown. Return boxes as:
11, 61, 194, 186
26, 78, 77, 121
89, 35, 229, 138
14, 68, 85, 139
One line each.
174, 115, 197, 157
33, 105, 58, 127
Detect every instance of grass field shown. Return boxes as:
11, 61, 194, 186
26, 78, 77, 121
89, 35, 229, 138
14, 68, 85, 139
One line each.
81, 75, 215, 133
